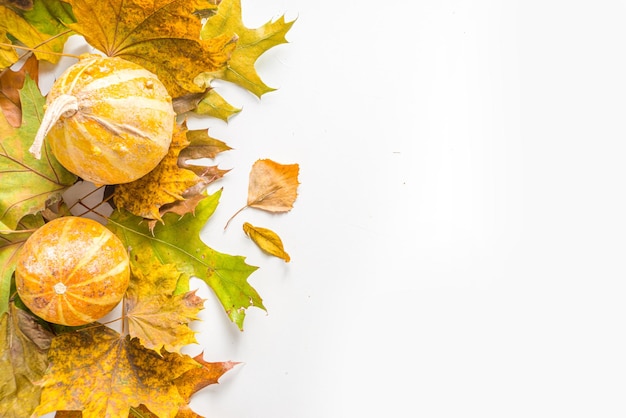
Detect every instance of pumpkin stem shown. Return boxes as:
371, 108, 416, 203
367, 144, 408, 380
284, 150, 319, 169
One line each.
30, 94, 78, 159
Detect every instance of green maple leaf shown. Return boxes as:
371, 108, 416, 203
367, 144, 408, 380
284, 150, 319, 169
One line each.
0, 305, 53, 418
34, 326, 198, 418
199, 0, 295, 97
0, 76, 77, 231
108, 189, 263, 330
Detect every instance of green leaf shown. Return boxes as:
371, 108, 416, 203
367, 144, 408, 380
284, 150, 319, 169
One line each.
0, 1, 73, 69
0, 76, 77, 231
108, 189, 263, 330
195, 88, 241, 121
201, 0, 295, 97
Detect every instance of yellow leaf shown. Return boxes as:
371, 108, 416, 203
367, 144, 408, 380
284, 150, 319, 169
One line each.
243, 222, 290, 262
34, 326, 198, 418
125, 248, 205, 354
65, 0, 237, 98
200, 0, 295, 97
195, 88, 242, 121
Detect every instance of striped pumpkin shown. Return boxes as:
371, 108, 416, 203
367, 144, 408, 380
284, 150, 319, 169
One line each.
15, 216, 130, 326
31, 54, 175, 185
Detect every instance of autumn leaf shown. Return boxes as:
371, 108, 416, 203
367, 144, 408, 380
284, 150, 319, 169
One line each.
0, 1, 73, 69
199, 0, 295, 98
243, 222, 290, 262
182, 127, 233, 160
65, 0, 236, 98
113, 122, 228, 221
0, 304, 53, 418
108, 189, 263, 330
226, 159, 299, 228
34, 326, 199, 418
0, 53, 37, 128
113, 123, 204, 221
194, 88, 242, 121
130, 353, 239, 417
126, 248, 205, 354
0, 76, 77, 231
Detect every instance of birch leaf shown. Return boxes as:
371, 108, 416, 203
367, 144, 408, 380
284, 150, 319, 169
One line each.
226, 159, 299, 228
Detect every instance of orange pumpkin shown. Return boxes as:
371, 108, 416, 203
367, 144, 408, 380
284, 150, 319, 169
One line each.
30, 54, 175, 185
15, 216, 130, 326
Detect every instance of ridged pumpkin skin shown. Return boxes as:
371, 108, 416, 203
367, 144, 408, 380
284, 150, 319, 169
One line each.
15, 216, 130, 326
44, 54, 175, 185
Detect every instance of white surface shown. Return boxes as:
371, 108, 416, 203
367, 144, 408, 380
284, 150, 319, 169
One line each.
39, 0, 626, 417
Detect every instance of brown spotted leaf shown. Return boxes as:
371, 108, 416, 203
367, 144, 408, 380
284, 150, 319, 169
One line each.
34, 326, 198, 418
226, 159, 299, 228
126, 248, 205, 354
243, 222, 290, 262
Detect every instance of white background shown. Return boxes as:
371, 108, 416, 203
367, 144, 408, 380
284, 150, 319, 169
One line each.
40, 0, 626, 417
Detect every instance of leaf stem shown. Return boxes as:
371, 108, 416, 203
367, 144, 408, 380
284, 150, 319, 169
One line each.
0, 40, 80, 59
224, 204, 248, 230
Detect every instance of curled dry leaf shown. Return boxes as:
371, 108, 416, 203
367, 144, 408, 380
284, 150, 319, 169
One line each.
243, 222, 290, 262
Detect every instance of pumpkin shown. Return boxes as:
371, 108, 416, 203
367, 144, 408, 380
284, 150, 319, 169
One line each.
30, 54, 175, 185
15, 216, 130, 326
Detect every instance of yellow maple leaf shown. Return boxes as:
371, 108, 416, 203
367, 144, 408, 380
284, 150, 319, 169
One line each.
199, 0, 295, 97
125, 249, 205, 354
34, 326, 198, 418
65, 0, 236, 98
